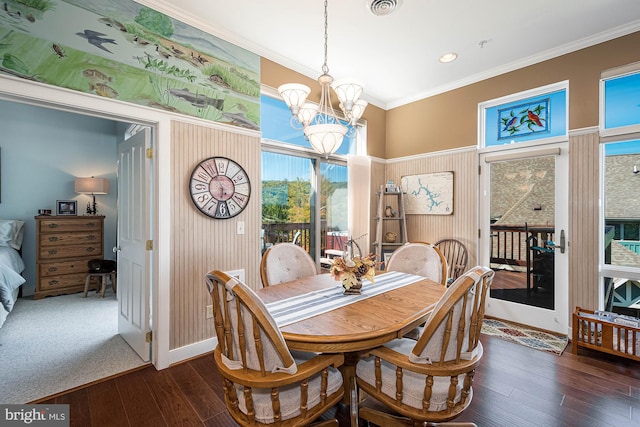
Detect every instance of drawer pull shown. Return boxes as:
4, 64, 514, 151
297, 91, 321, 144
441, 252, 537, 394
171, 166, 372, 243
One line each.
48, 249, 58, 255
87, 247, 96, 252
48, 223, 59, 228
86, 223, 97, 228
48, 267, 58, 272
87, 235, 97, 240
48, 280, 59, 285
48, 237, 59, 242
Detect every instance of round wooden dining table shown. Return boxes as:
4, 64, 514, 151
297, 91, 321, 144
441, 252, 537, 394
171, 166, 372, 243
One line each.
257, 272, 447, 404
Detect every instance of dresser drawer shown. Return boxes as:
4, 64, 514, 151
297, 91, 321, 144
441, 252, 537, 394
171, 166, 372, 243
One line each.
38, 218, 103, 233
38, 272, 88, 291
39, 244, 103, 260
35, 215, 105, 299
39, 259, 91, 277
39, 231, 102, 247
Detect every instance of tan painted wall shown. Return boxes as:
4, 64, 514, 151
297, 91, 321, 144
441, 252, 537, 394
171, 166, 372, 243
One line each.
386, 32, 640, 158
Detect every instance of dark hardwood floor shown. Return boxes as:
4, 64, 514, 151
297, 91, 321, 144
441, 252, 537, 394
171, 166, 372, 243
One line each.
36, 334, 640, 426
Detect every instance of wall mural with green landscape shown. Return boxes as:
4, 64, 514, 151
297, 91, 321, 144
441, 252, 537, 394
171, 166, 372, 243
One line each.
0, 0, 260, 130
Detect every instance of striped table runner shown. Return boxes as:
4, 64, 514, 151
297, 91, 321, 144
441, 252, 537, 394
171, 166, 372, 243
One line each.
266, 271, 426, 327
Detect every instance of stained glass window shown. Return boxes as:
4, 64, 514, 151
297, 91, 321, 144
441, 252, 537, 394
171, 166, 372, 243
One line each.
480, 86, 567, 148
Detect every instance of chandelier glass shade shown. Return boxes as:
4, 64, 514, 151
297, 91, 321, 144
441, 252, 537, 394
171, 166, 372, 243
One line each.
278, 0, 367, 156
305, 123, 347, 155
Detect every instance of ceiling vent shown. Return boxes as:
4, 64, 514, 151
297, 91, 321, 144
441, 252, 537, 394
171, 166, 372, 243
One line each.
367, 0, 403, 16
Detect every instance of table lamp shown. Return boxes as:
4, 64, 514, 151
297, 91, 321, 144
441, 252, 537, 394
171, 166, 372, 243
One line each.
75, 176, 110, 215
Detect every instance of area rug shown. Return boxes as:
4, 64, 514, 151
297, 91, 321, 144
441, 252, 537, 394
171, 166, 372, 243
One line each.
481, 318, 569, 356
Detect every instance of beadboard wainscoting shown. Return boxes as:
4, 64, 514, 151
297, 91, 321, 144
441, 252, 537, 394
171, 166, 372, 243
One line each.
383, 148, 478, 267
568, 130, 600, 313
170, 121, 261, 351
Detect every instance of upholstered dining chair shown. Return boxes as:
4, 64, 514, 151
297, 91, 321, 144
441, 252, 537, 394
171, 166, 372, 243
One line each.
434, 238, 469, 285
205, 270, 344, 426
385, 242, 448, 286
354, 266, 495, 426
260, 242, 319, 287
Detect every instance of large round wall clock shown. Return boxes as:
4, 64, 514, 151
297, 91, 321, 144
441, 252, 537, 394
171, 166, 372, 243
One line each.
189, 156, 251, 219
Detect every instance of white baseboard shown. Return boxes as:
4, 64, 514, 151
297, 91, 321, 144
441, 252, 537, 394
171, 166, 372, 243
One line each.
166, 269, 242, 367
167, 337, 217, 366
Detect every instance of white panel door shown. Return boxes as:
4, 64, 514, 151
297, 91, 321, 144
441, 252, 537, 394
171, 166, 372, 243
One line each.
117, 128, 151, 361
479, 144, 569, 334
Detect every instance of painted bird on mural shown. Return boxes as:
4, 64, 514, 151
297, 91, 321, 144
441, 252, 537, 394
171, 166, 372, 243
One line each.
76, 29, 117, 53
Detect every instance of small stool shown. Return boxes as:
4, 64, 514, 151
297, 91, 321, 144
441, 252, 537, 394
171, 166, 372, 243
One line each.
83, 271, 117, 298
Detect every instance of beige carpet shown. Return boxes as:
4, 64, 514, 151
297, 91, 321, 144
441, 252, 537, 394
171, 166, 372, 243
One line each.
0, 289, 147, 404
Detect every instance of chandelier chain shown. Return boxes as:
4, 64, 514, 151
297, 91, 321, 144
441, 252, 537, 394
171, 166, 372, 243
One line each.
322, 0, 329, 75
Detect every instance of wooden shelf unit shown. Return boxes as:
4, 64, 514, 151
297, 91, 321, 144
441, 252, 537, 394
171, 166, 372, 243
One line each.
35, 215, 104, 299
373, 185, 408, 267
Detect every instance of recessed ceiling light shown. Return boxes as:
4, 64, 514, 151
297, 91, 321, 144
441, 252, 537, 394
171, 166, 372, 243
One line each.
439, 52, 458, 63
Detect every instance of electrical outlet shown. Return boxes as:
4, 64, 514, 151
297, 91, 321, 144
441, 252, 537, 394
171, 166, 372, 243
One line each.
226, 269, 245, 282
237, 221, 245, 235
206, 305, 213, 319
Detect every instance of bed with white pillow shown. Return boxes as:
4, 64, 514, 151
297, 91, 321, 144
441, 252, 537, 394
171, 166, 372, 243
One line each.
0, 219, 26, 329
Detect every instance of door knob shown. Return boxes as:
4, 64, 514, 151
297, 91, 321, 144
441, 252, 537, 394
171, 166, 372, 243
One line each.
547, 230, 566, 254
113, 246, 122, 253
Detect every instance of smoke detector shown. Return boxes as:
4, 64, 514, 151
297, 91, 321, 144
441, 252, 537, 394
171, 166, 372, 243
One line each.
367, 0, 403, 16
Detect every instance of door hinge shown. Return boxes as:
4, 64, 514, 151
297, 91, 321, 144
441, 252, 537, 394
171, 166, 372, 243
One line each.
145, 331, 152, 343
478, 229, 481, 238
478, 165, 482, 175
146, 240, 153, 250
146, 148, 153, 159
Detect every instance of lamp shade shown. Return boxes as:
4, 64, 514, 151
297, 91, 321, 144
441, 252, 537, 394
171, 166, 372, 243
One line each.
75, 177, 110, 194
331, 79, 364, 112
304, 123, 347, 156
278, 83, 310, 114
296, 102, 319, 127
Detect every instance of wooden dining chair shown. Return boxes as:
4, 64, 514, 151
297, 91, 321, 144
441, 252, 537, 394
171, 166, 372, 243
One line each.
434, 238, 469, 285
385, 242, 448, 286
205, 270, 344, 426
354, 266, 494, 426
260, 242, 319, 287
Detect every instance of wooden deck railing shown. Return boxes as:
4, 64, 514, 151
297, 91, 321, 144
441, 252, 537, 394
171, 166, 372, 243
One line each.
490, 224, 555, 267
262, 222, 311, 251
261, 222, 348, 255
490, 224, 555, 292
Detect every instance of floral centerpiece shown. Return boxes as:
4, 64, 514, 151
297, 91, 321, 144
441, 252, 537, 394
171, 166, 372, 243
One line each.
330, 253, 376, 294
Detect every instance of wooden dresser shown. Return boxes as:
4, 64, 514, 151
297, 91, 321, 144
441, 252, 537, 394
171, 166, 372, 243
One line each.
35, 215, 104, 299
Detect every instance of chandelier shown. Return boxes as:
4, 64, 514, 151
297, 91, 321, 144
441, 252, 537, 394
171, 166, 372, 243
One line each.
278, 0, 367, 157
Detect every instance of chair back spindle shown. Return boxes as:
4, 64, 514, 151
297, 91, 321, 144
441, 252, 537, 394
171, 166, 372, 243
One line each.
355, 266, 494, 425
205, 270, 344, 426
434, 239, 469, 284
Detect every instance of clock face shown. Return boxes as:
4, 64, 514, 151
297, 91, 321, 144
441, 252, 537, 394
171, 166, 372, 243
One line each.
189, 157, 251, 219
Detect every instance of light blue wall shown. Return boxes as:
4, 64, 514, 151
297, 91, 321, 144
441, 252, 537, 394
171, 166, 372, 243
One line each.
0, 100, 121, 296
